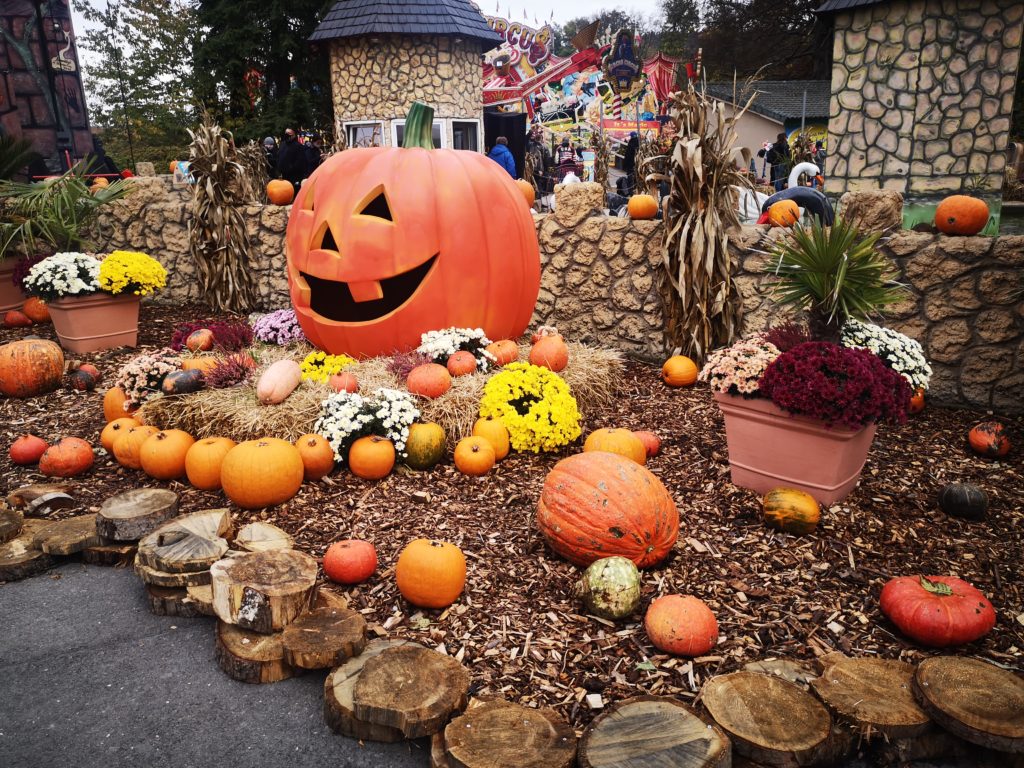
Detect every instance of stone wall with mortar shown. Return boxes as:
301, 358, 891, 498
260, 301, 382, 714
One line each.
329, 35, 483, 145
95, 179, 1023, 414
825, 0, 1023, 198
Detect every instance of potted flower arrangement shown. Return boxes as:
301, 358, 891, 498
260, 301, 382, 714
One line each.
22, 249, 167, 353
700, 217, 928, 504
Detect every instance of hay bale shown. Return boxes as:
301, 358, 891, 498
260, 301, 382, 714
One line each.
138, 342, 623, 444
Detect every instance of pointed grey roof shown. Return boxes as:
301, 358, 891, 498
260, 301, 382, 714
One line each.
310, 0, 502, 50
705, 80, 832, 123
816, 0, 887, 13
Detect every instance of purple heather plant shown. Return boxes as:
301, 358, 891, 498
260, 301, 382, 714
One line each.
760, 321, 813, 353
251, 309, 306, 345
386, 350, 432, 379
759, 342, 911, 430
204, 352, 257, 389
170, 319, 254, 352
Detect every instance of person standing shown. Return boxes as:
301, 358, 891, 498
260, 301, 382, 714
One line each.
623, 131, 639, 194
766, 132, 791, 192
276, 128, 307, 191
305, 135, 324, 173
487, 136, 516, 178
526, 127, 551, 193
262, 137, 278, 177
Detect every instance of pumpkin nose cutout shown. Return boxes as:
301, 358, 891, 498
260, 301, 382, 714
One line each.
347, 280, 385, 303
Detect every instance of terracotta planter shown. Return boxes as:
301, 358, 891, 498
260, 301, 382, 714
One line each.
48, 293, 140, 353
0, 258, 26, 313
713, 391, 877, 505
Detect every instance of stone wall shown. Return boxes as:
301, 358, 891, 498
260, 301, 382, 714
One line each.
329, 35, 484, 145
826, 0, 1023, 199
95, 179, 1023, 414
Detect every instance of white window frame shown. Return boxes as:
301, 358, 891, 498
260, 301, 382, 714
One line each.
450, 119, 483, 152
344, 121, 385, 148
391, 118, 447, 148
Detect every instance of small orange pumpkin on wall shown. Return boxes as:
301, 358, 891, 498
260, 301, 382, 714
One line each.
267, 179, 295, 206
934, 195, 989, 236
185, 436, 237, 491
395, 538, 467, 609
627, 194, 659, 220
515, 178, 536, 207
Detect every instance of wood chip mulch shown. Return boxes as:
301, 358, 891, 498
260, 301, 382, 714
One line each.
2, 303, 1022, 731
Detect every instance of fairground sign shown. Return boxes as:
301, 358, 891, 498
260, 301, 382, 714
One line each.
604, 29, 641, 95
485, 16, 554, 67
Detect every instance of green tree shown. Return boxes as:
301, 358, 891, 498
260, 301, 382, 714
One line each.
660, 0, 700, 59
555, 10, 661, 58
77, 0, 197, 168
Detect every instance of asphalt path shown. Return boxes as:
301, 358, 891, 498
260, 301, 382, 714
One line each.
0, 563, 429, 768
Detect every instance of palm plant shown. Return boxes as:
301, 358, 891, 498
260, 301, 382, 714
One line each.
0, 135, 39, 180
768, 216, 907, 341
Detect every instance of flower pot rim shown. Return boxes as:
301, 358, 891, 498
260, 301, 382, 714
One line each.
48, 292, 141, 306
712, 390, 873, 435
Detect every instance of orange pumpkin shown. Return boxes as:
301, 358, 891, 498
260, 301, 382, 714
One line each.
472, 416, 510, 461
139, 429, 196, 480
112, 425, 159, 470
285, 102, 540, 359
329, 372, 359, 393
768, 199, 800, 227
221, 438, 305, 508
627, 194, 659, 220
968, 421, 1010, 458
9, 434, 48, 465
100, 417, 141, 452
395, 538, 466, 609
78, 363, 101, 382
22, 297, 50, 323
184, 437, 237, 491
295, 433, 335, 481
323, 539, 378, 585
0, 339, 64, 398
485, 339, 519, 366
169, 160, 178, 173
584, 428, 647, 465
762, 487, 820, 535
186, 329, 214, 352
632, 430, 661, 458
348, 435, 396, 480
407, 363, 452, 398
447, 350, 478, 377
529, 335, 569, 372
644, 595, 719, 656
454, 436, 495, 476
103, 386, 136, 421
536, 451, 679, 568
515, 178, 536, 207
39, 437, 94, 478
181, 356, 220, 374
661, 355, 698, 387
934, 195, 989, 236
267, 179, 295, 206
4, 309, 32, 327
908, 388, 925, 414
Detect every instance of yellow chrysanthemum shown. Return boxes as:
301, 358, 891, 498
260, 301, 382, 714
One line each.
98, 250, 167, 296
300, 351, 356, 383
479, 363, 580, 453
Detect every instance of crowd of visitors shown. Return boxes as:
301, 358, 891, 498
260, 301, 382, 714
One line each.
262, 129, 324, 191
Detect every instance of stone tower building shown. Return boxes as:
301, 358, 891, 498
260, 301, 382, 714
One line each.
311, 0, 501, 151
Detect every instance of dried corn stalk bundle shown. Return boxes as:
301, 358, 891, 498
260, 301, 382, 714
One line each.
235, 141, 269, 203
658, 82, 754, 361
635, 136, 665, 196
188, 117, 257, 314
591, 132, 610, 203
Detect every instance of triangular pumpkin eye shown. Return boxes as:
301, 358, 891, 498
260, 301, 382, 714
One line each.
302, 181, 316, 211
358, 189, 393, 221
320, 224, 338, 252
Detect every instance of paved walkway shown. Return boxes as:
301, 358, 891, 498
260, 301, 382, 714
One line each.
0, 563, 428, 768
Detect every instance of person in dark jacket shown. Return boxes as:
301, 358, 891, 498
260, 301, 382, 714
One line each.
487, 136, 516, 178
262, 136, 278, 177
88, 136, 120, 176
276, 128, 307, 191
623, 131, 639, 194
766, 132, 790, 192
304, 135, 324, 173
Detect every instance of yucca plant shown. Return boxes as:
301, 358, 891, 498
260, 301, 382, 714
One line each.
658, 81, 754, 361
768, 216, 907, 341
0, 135, 39, 181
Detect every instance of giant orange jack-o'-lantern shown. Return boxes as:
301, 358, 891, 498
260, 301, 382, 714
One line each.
286, 102, 541, 358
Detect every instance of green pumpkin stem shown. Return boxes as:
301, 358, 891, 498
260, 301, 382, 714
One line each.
403, 102, 435, 150
920, 576, 953, 596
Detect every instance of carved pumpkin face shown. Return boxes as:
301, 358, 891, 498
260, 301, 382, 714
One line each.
286, 146, 541, 358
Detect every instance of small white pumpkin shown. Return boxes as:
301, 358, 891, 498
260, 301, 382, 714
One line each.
256, 360, 302, 405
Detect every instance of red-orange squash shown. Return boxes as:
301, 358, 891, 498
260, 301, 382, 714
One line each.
284, 102, 540, 358
645, 595, 719, 656
139, 429, 195, 480
632, 430, 661, 457
100, 417, 141, 452
395, 538, 466, 609
323, 539, 378, 584
184, 437, 237, 491
627, 194, 659, 220
295, 433, 335, 481
22, 297, 50, 323
39, 437, 94, 477
267, 179, 295, 206
348, 436, 395, 480
485, 339, 519, 366
934, 195, 989, 236
880, 575, 996, 647
186, 329, 214, 352
908, 388, 925, 414
4, 309, 31, 327
661, 355, 698, 387
968, 421, 1010, 458
583, 428, 647, 465
256, 360, 302, 405
221, 438, 305, 508
407, 363, 451, 398
0, 339, 64, 398
529, 335, 568, 372
9, 434, 48, 465
536, 451, 680, 568
329, 372, 359, 393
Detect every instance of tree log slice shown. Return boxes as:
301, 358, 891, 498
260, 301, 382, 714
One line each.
0, 506, 24, 543
137, 509, 231, 573
215, 620, 294, 684
7, 483, 74, 510
353, 645, 471, 739
913, 656, 1024, 753
578, 695, 729, 768
210, 549, 318, 633
281, 602, 367, 670
147, 585, 206, 618
134, 556, 211, 587
234, 522, 293, 553
811, 656, 930, 739
323, 639, 422, 743
444, 698, 577, 768
701, 671, 834, 767
743, 659, 817, 687
82, 542, 137, 566
33, 514, 99, 555
0, 527, 53, 581
185, 584, 216, 616
96, 488, 179, 541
